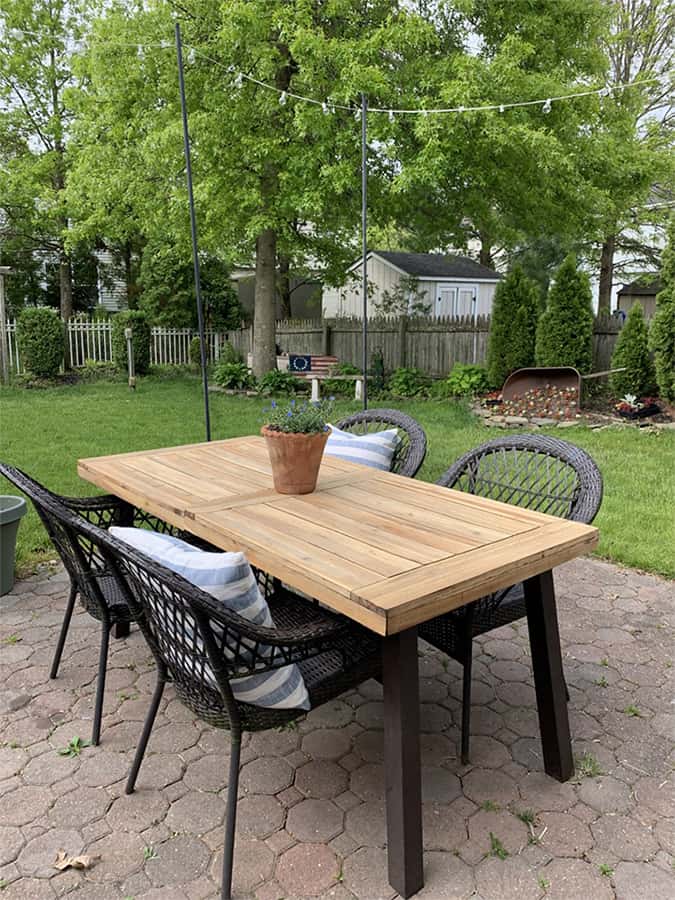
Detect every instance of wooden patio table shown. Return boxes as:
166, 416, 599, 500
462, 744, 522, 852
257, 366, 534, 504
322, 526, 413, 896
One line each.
79, 436, 598, 898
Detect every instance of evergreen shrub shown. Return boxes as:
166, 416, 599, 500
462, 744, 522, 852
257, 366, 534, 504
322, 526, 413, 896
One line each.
610, 303, 656, 397
535, 255, 594, 372
16, 307, 64, 378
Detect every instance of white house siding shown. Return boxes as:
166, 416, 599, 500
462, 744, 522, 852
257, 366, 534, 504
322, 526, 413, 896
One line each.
322, 258, 497, 319
96, 249, 127, 312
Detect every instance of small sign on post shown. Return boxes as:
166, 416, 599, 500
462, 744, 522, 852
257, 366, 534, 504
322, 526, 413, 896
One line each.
124, 327, 136, 390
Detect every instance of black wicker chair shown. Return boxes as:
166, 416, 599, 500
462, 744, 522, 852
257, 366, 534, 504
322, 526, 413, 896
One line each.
418, 435, 603, 764
0, 463, 182, 745
335, 408, 427, 477
54, 509, 382, 900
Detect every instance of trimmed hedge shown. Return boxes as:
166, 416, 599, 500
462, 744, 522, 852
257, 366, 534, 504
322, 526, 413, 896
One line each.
111, 310, 151, 375
610, 303, 656, 397
16, 307, 64, 378
535, 255, 594, 373
486, 266, 539, 389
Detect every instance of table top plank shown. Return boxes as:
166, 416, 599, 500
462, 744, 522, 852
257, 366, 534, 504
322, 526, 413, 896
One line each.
78, 436, 599, 636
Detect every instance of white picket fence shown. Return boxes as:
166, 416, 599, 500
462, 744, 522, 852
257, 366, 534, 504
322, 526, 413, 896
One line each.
4, 319, 229, 374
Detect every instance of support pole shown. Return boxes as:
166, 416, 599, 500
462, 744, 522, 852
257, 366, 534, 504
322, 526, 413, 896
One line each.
361, 93, 368, 410
0, 268, 10, 385
175, 23, 211, 441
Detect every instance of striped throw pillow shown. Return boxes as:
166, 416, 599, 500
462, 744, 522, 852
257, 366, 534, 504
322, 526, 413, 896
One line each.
109, 527, 310, 710
325, 424, 400, 471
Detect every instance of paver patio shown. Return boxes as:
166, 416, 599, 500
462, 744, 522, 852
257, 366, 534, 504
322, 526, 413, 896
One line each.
0, 556, 673, 900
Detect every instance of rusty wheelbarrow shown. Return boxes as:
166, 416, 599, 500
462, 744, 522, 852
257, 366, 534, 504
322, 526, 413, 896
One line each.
502, 366, 626, 401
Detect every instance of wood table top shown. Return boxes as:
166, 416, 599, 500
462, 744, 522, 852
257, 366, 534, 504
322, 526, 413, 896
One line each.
78, 436, 598, 636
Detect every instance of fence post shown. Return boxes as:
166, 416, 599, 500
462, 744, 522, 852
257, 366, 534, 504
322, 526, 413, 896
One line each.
0, 268, 10, 385
125, 327, 136, 390
322, 322, 331, 356
398, 315, 408, 368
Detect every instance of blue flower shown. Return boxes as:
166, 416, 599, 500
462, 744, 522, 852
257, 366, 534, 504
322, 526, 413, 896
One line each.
271, 400, 277, 408
287, 410, 292, 417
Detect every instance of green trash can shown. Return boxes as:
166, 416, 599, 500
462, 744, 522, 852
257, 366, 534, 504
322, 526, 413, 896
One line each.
0, 495, 27, 596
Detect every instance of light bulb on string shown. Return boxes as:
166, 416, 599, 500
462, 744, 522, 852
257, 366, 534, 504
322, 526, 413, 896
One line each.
498, 104, 505, 113
542, 98, 552, 114
187, 48, 196, 64
322, 102, 330, 115
388, 110, 395, 123
279, 91, 288, 105
234, 72, 243, 89
458, 106, 465, 113
354, 107, 361, 119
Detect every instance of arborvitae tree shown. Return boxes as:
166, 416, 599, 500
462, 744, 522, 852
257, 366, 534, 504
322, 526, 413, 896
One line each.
486, 266, 540, 388
610, 302, 656, 397
649, 220, 675, 401
535, 255, 594, 372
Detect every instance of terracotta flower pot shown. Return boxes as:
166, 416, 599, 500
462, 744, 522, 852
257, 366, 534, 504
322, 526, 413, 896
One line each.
261, 426, 330, 494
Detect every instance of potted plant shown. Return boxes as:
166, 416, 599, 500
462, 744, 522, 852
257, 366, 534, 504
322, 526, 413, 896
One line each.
615, 394, 660, 420
1, 495, 27, 595
261, 399, 332, 494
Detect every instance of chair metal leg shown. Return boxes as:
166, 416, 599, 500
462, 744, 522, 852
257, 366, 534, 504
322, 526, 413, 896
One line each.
221, 736, 242, 900
460, 605, 475, 765
126, 673, 166, 794
91, 618, 111, 746
50, 583, 77, 680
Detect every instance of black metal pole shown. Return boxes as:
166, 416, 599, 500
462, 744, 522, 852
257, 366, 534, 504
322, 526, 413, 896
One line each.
175, 22, 211, 442
361, 93, 368, 410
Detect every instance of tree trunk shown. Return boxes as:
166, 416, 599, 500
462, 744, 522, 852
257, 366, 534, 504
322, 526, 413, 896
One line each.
598, 235, 615, 316
59, 253, 73, 368
253, 229, 278, 377
478, 233, 493, 268
278, 254, 292, 319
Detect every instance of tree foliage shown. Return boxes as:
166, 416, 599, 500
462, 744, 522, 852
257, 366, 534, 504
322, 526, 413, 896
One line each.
486, 266, 540, 388
535, 255, 594, 372
649, 219, 675, 400
610, 302, 656, 396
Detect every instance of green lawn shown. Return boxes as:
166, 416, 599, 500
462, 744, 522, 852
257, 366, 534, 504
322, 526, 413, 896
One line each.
1, 375, 673, 578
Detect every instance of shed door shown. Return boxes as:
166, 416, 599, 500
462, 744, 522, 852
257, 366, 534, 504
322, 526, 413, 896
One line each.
457, 286, 478, 318
435, 284, 457, 317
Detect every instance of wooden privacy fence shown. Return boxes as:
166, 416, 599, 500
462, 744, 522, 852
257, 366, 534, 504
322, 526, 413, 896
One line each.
5, 315, 623, 377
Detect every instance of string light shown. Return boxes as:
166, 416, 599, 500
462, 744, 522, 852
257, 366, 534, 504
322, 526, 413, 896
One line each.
321, 101, 329, 115
279, 91, 288, 105
388, 110, 395, 123
234, 72, 243, 89
498, 105, 505, 113
542, 98, 552, 114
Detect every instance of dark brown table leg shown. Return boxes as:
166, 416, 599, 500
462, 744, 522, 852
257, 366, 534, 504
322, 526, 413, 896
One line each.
113, 622, 130, 639
523, 570, 574, 782
382, 627, 423, 897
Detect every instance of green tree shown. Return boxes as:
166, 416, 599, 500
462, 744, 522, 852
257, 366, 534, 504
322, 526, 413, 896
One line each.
650, 219, 675, 400
486, 266, 540, 388
68, 0, 448, 375
588, 0, 674, 313
0, 0, 95, 325
610, 302, 656, 396
535, 255, 595, 371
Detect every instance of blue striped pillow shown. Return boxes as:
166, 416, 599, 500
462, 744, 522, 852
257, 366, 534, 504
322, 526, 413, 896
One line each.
325, 424, 400, 471
109, 527, 310, 710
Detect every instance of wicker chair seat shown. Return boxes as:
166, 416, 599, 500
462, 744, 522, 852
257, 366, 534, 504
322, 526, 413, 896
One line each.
335, 408, 427, 478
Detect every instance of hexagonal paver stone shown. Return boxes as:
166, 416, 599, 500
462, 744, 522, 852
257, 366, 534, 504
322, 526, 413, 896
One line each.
181, 753, 227, 792
0, 877, 56, 900
146, 834, 211, 887
77, 750, 130, 787
517, 770, 576, 812
0, 825, 25, 867
613, 861, 675, 900
635, 775, 675, 819
0, 784, 53, 827
475, 855, 542, 900
422, 766, 461, 804
106, 791, 169, 833
295, 760, 349, 799
85, 830, 145, 883
146, 723, 201, 754
654, 816, 675, 855
577, 775, 633, 814
276, 842, 338, 896
209, 837, 274, 895
239, 757, 293, 795
17, 828, 83, 877
464, 810, 528, 864
356, 701, 384, 729
247, 728, 300, 758
420, 703, 452, 733
285, 798, 343, 843
164, 790, 224, 835
301, 728, 352, 760
423, 803, 468, 852
304, 699, 355, 729
341, 846, 396, 900
345, 801, 386, 848
462, 768, 519, 807
350, 763, 384, 802
235, 795, 285, 839
591, 814, 660, 860
414, 851, 475, 899
540, 812, 593, 857
354, 730, 384, 763
47, 786, 110, 829
540, 858, 614, 900
21, 749, 80, 785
